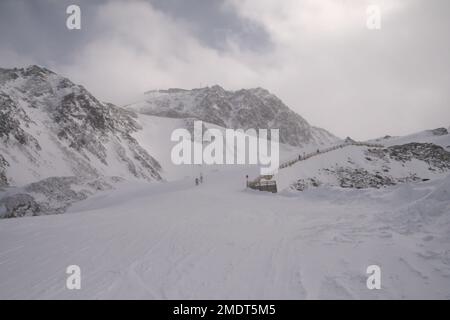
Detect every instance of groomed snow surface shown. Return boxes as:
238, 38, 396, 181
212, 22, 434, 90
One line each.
1, 164, 449, 299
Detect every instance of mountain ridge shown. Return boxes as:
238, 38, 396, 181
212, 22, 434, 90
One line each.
128, 85, 340, 147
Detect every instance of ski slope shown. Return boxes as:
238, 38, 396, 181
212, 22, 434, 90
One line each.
1, 164, 449, 299
132, 114, 303, 181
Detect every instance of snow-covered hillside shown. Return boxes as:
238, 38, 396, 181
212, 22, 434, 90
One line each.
132, 113, 302, 181
370, 127, 450, 148
275, 133, 450, 191
0, 65, 161, 187
127, 86, 339, 147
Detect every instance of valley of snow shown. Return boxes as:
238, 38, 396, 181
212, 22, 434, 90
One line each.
1, 66, 450, 299
132, 113, 301, 181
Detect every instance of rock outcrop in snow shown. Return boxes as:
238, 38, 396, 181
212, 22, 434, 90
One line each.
127, 85, 339, 147
0, 176, 123, 218
368, 143, 450, 171
0, 154, 8, 187
276, 138, 450, 191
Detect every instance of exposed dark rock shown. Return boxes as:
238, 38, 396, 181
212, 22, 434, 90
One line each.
344, 137, 356, 143
369, 143, 450, 171
0, 154, 8, 187
291, 178, 321, 191
429, 127, 448, 136
333, 167, 396, 189
0, 176, 125, 218
0, 93, 40, 149
25, 176, 89, 203
0, 193, 41, 218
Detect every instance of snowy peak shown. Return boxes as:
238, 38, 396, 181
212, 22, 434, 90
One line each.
0, 65, 55, 81
128, 85, 339, 147
0, 65, 66, 101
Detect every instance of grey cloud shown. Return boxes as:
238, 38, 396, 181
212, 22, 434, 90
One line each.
0, 0, 448, 140
150, 0, 271, 52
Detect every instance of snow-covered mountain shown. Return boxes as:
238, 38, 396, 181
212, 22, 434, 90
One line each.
0, 65, 162, 187
127, 86, 339, 147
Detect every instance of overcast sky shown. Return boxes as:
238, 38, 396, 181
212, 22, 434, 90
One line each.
1, 0, 449, 140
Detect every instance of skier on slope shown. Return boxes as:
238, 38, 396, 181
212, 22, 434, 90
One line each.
195, 177, 199, 186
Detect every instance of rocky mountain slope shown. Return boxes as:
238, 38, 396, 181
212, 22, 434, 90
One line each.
0, 65, 164, 218
127, 85, 339, 147
0, 65, 162, 187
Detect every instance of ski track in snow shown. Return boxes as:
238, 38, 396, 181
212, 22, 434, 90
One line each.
0, 166, 449, 299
